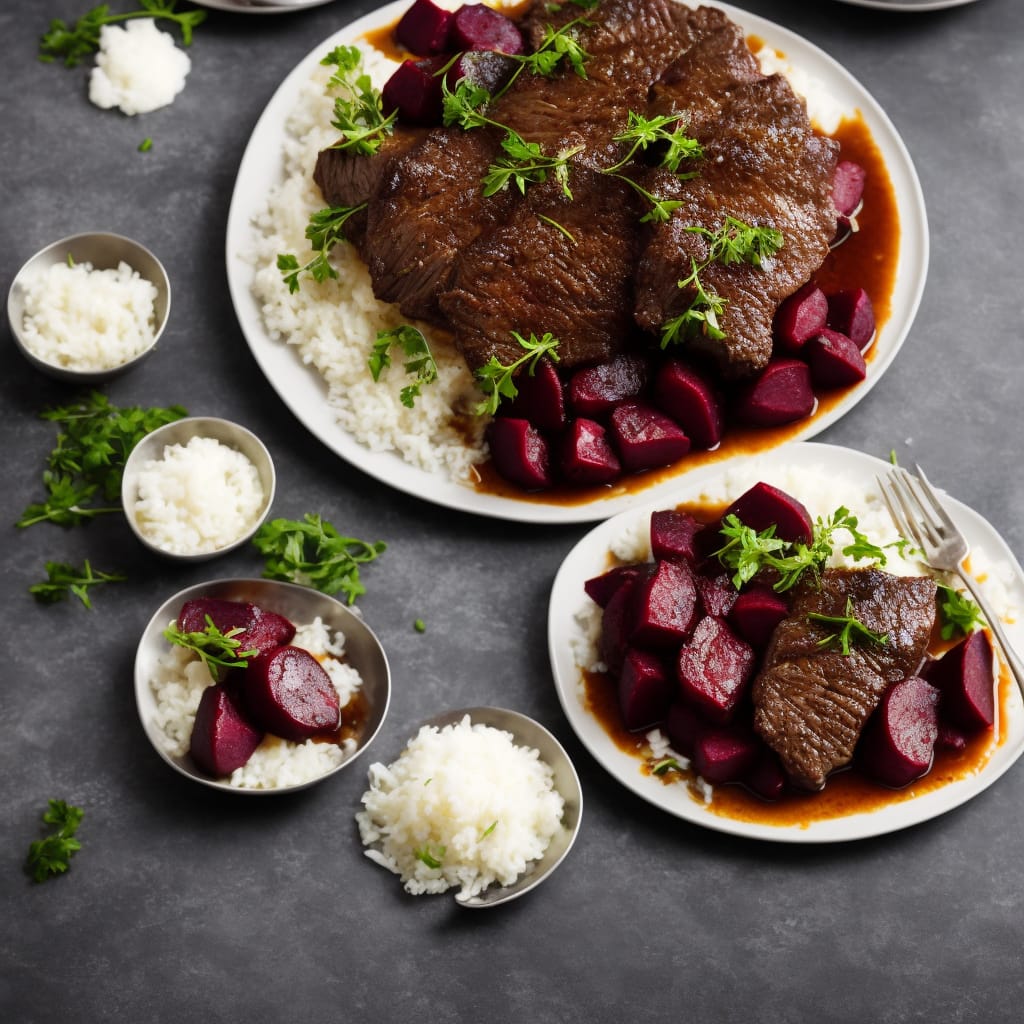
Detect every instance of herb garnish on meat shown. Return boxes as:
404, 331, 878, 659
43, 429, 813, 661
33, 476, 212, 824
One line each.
369, 325, 439, 408
808, 597, 889, 656
322, 45, 397, 156
474, 331, 561, 415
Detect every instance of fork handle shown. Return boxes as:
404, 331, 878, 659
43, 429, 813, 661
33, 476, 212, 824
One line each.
954, 569, 1024, 700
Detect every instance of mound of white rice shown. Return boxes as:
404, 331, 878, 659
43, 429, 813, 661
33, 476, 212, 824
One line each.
132, 436, 265, 555
356, 715, 565, 897
149, 616, 361, 789
19, 258, 157, 372
89, 19, 190, 116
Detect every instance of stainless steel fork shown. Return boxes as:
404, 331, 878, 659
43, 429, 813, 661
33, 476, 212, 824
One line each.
877, 464, 1024, 698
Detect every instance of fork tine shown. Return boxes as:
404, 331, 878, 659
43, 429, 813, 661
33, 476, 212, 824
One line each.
912, 463, 960, 533
876, 472, 926, 550
894, 467, 945, 547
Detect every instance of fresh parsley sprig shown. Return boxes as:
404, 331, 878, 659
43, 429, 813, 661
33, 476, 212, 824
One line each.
253, 514, 386, 604
322, 45, 397, 156
18, 392, 187, 528
808, 596, 889, 656
474, 331, 561, 416
937, 584, 986, 640
660, 216, 784, 347
164, 616, 259, 682
607, 111, 704, 175
491, 15, 593, 101
369, 325, 439, 408
30, 559, 126, 609
278, 202, 367, 293
25, 800, 84, 883
39, 1, 205, 68
715, 505, 891, 593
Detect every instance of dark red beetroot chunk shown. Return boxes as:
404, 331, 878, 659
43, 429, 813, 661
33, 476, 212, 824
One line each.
382, 57, 447, 125
584, 563, 646, 609
618, 648, 674, 732
857, 676, 939, 788
806, 329, 867, 389
773, 281, 828, 354
827, 288, 876, 350
692, 726, 761, 785
666, 700, 704, 758
190, 683, 264, 777
936, 721, 969, 753
832, 160, 866, 223
630, 558, 699, 649
599, 575, 642, 674
486, 417, 554, 490
723, 481, 814, 543
676, 615, 756, 724
503, 356, 566, 432
559, 417, 621, 485
733, 358, 815, 428
569, 353, 650, 418
652, 360, 722, 449
727, 584, 789, 652
745, 749, 787, 801
926, 629, 996, 732
609, 402, 690, 472
243, 646, 341, 742
696, 572, 737, 619
650, 508, 703, 563
395, 0, 453, 55
450, 4, 525, 55
178, 598, 295, 656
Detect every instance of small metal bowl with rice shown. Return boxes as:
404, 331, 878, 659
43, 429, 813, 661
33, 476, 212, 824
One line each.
7, 231, 170, 382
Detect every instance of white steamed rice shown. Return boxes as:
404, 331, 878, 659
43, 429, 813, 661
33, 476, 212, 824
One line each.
19, 258, 157, 372
131, 436, 266, 555
356, 714, 565, 897
150, 616, 362, 789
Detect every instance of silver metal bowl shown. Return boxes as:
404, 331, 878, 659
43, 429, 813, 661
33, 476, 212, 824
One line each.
7, 231, 171, 382
121, 416, 276, 562
135, 578, 391, 794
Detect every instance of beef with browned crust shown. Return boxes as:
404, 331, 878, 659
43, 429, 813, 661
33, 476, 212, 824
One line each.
752, 568, 937, 791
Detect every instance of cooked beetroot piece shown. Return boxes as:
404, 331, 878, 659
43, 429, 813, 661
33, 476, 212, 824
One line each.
569, 353, 650, 418
806, 328, 867, 389
189, 683, 264, 777
827, 287, 876, 349
178, 598, 295, 656
857, 676, 939, 788
243, 646, 341, 742
927, 630, 995, 732
504, 357, 567, 432
609, 402, 690, 472
447, 49, 519, 95
599, 576, 641, 674
692, 726, 760, 785
450, 4, 525, 55
630, 558, 699, 649
382, 56, 447, 125
832, 160, 866, 225
650, 508, 702, 563
773, 281, 828, 354
584, 564, 645, 609
733, 358, 815, 427
486, 417, 554, 490
727, 584, 789, 651
676, 615, 756, 724
936, 721, 969, 753
696, 572, 738, 618
745, 749, 787, 801
618, 648, 674, 732
652, 360, 722, 449
559, 417, 621, 485
723, 481, 814, 543
666, 701, 704, 758
395, 0, 453, 55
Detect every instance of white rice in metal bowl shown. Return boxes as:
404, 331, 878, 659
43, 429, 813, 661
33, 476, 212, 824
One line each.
356, 715, 565, 898
148, 616, 362, 789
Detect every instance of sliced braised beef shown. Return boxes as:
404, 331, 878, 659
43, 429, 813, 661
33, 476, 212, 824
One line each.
633, 38, 839, 377
752, 568, 937, 791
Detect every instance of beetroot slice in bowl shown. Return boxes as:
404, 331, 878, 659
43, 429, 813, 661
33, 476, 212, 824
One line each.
926, 629, 996, 732
242, 646, 341, 742
857, 676, 940, 788
178, 598, 295, 656
190, 683, 265, 777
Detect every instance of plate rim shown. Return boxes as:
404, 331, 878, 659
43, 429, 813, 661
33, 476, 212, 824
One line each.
225, 0, 929, 524
547, 440, 1024, 842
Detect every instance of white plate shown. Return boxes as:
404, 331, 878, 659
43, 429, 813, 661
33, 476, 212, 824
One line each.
192, 0, 336, 14
832, 1, 979, 10
547, 442, 1024, 842
226, 1, 928, 524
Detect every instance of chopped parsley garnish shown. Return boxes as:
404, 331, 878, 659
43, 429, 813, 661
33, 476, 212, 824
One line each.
25, 799, 84, 883
808, 597, 889, 656
277, 202, 367, 294
163, 616, 259, 682
322, 45, 396, 156
937, 584, 986, 640
369, 325, 439, 408
30, 559, 126, 609
474, 330, 561, 416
